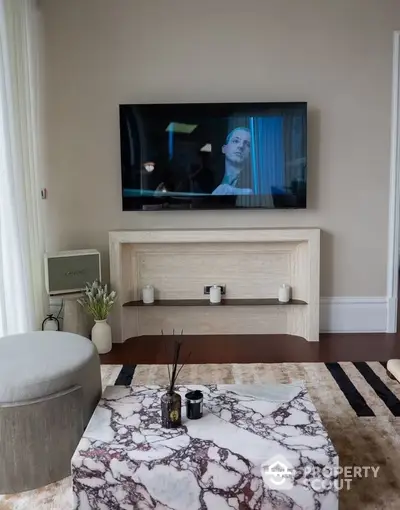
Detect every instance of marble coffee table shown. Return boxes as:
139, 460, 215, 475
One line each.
72, 384, 339, 509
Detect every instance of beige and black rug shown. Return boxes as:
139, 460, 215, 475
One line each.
1, 362, 400, 509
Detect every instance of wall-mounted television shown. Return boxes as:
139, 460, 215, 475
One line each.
119, 102, 307, 210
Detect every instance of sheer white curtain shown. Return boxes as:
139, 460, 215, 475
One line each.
0, 0, 46, 336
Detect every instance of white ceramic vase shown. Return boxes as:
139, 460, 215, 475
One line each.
91, 319, 112, 354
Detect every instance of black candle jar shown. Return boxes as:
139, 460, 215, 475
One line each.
185, 390, 203, 420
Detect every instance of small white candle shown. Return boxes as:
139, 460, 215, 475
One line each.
210, 285, 221, 304
142, 285, 154, 304
278, 284, 291, 303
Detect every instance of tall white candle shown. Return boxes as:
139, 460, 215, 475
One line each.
142, 285, 155, 304
210, 285, 222, 304
278, 284, 291, 303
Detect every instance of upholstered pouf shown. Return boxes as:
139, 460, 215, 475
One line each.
387, 359, 400, 381
0, 331, 101, 494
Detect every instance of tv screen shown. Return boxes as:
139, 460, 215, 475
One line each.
120, 102, 307, 210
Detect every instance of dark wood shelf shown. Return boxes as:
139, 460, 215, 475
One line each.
123, 298, 308, 307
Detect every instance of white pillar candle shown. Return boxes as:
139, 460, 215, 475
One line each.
142, 285, 155, 304
210, 285, 222, 304
278, 284, 291, 303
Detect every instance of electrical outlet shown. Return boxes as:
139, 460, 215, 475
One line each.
204, 285, 226, 295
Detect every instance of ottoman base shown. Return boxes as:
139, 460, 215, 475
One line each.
0, 386, 83, 494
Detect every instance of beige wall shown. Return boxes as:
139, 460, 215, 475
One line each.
41, 0, 400, 297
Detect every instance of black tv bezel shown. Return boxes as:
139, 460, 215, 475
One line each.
119, 101, 307, 211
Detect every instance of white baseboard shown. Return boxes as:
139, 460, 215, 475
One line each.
386, 296, 398, 333
320, 297, 388, 333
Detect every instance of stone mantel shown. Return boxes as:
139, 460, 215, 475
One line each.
109, 228, 320, 342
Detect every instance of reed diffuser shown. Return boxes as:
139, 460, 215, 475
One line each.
161, 331, 188, 428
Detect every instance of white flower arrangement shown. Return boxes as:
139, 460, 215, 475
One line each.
78, 280, 117, 321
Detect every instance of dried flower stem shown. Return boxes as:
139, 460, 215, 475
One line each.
78, 280, 117, 321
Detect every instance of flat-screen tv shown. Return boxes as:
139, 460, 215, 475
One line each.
119, 102, 307, 210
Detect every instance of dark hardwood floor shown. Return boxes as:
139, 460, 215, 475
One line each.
100, 332, 400, 365
102, 278, 400, 365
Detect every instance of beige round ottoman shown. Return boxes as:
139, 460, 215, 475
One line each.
0, 331, 102, 494
387, 359, 400, 381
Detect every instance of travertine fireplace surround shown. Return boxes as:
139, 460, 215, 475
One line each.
109, 228, 320, 342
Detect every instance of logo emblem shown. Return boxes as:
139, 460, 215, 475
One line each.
169, 410, 179, 422
261, 455, 295, 491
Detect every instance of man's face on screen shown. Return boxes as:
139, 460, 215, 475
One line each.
222, 129, 251, 166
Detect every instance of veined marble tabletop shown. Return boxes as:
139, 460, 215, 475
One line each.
72, 384, 339, 510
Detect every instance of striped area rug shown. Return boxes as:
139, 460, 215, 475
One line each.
112, 361, 400, 420
2, 362, 400, 510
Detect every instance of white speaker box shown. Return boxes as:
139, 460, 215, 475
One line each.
44, 249, 101, 296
